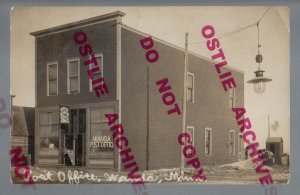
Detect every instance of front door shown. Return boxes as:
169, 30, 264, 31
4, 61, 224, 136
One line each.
62, 109, 86, 166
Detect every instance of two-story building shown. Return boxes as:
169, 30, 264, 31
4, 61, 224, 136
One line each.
30, 11, 244, 171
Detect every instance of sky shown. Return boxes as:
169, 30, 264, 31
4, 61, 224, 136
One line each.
10, 7, 290, 153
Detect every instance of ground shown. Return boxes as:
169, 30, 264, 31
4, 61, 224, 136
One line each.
11, 159, 289, 185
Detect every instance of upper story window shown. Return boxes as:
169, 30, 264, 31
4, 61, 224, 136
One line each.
187, 72, 194, 103
47, 62, 58, 96
67, 58, 80, 94
205, 127, 212, 156
89, 53, 103, 92
229, 88, 235, 108
229, 130, 235, 155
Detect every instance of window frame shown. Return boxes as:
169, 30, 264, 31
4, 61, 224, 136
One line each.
38, 111, 60, 156
67, 58, 80, 94
186, 126, 195, 147
187, 72, 195, 103
229, 129, 236, 155
89, 107, 115, 157
204, 127, 212, 156
46, 61, 58, 96
229, 88, 235, 108
89, 53, 104, 92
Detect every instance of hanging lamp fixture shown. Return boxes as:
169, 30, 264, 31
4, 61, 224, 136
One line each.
247, 22, 272, 94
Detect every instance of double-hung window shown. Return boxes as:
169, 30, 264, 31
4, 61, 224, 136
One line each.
47, 62, 58, 96
187, 126, 195, 156
89, 53, 103, 92
187, 126, 195, 146
187, 72, 194, 103
68, 58, 80, 94
205, 127, 212, 156
229, 130, 235, 155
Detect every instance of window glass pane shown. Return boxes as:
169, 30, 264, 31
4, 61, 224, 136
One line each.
91, 109, 102, 123
187, 74, 193, 88
40, 137, 59, 155
49, 111, 59, 125
205, 130, 211, 141
93, 72, 102, 80
49, 80, 57, 95
230, 132, 234, 142
187, 128, 193, 145
230, 145, 233, 154
89, 124, 114, 155
187, 89, 193, 102
102, 108, 114, 122
96, 56, 102, 65
78, 109, 86, 133
48, 64, 57, 80
40, 112, 49, 125
205, 130, 211, 155
40, 126, 59, 137
95, 56, 103, 77
70, 77, 79, 93
229, 89, 235, 108
69, 61, 79, 77
229, 88, 234, 98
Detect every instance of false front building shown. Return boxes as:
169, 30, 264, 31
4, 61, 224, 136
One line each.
30, 11, 244, 171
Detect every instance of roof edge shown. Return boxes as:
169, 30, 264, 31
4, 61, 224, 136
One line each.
30, 11, 125, 37
120, 24, 244, 75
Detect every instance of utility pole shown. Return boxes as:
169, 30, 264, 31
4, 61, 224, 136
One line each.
268, 114, 270, 138
180, 32, 188, 174
146, 66, 150, 170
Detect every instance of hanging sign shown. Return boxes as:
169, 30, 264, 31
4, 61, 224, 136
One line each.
60, 106, 70, 124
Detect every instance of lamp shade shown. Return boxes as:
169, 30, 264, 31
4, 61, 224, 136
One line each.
247, 69, 272, 94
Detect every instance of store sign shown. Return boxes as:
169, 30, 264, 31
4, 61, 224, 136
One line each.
90, 136, 113, 148
60, 106, 70, 124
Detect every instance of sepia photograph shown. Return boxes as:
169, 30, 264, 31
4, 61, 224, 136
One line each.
10, 6, 289, 186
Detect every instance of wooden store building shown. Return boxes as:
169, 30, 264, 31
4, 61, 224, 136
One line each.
30, 11, 245, 171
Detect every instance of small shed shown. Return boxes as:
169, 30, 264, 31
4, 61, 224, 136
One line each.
266, 137, 283, 156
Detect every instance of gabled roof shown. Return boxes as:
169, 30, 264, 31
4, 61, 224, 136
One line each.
266, 137, 283, 143
30, 11, 125, 37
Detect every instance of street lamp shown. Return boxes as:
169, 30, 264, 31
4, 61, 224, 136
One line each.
247, 22, 272, 94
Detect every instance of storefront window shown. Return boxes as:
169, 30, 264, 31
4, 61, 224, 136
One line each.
39, 111, 60, 156
89, 108, 114, 156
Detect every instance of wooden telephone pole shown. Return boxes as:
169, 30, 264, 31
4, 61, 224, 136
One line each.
180, 32, 189, 174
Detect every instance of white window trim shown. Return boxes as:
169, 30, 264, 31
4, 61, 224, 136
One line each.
187, 126, 195, 147
89, 53, 104, 92
46, 61, 58, 96
229, 129, 236, 155
187, 72, 195, 103
204, 127, 212, 156
229, 88, 235, 108
67, 57, 80, 94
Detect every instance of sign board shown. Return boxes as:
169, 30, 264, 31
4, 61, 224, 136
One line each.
60, 106, 70, 124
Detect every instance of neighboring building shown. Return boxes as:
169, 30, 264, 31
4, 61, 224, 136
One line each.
266, 137, 284, 157
30, 11, 244, 171
11, 106, 35, 165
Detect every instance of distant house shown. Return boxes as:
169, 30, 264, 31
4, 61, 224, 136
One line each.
30, 11, 245, 171
11, 106, 35, 165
